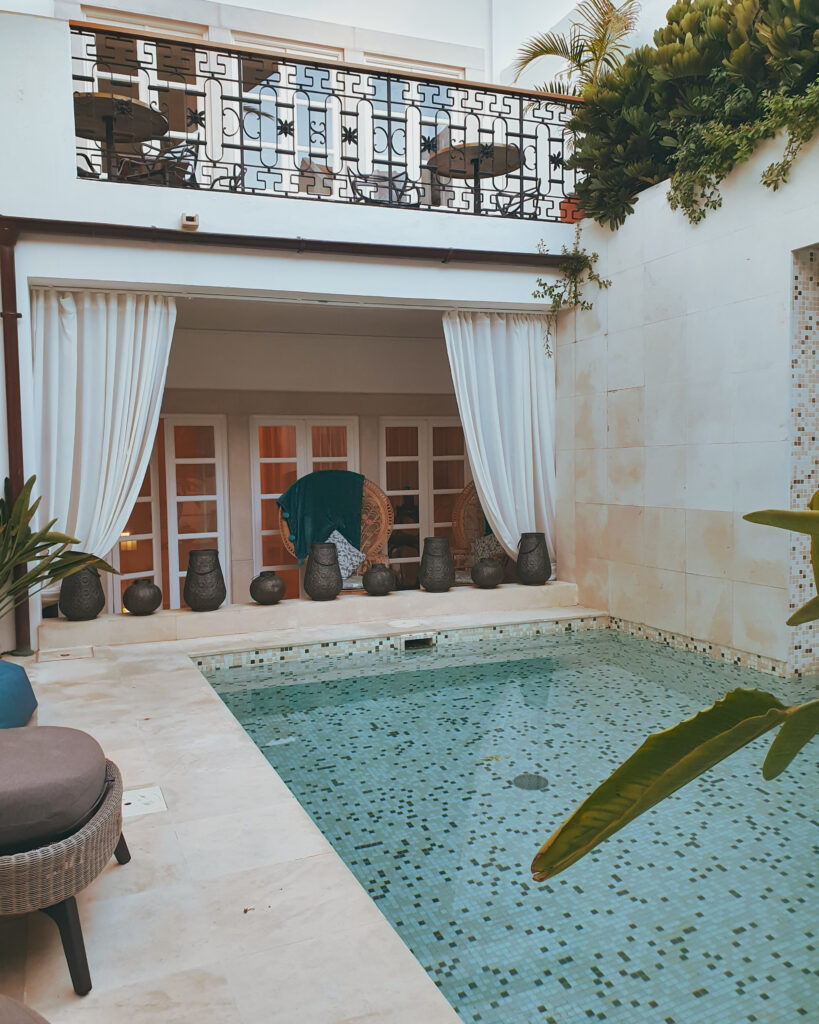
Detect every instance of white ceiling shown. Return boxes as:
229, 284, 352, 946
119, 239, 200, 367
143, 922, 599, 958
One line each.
174, 297, 446, 338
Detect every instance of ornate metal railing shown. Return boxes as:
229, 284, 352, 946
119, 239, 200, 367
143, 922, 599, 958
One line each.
70, 24, 580, 221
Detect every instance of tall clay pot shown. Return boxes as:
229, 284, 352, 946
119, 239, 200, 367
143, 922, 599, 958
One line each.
304, 543, 342, 601
250, 570, 287, 605
515, 532, 551, 586
183, 549, 226, 611
59, 567, 105, 621
419, 537, 455, 593
122, 578, 162, 616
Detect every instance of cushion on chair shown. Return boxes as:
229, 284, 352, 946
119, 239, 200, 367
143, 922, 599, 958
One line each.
0, 995, 51, 1023
0, 727, 107, 855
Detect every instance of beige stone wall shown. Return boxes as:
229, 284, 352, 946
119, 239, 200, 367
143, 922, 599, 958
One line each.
554, 136, 819, 667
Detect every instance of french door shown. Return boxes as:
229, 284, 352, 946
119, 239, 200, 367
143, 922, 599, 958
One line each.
109, 451, 163, 613
163, 415, 231, 608
379, 417, 471, 589
250, 417, 359, 597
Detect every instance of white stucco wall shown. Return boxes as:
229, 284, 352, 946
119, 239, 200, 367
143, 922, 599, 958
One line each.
555, 133, 819, 669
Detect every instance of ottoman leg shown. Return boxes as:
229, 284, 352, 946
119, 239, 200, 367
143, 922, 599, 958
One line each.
42, 897, 92, 996
114, 832, 131, 865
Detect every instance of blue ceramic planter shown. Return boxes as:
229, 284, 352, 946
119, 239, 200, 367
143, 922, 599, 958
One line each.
0, 660, 37, 728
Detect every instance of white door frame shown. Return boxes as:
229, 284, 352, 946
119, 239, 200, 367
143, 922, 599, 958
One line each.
108, 450, 164, 613
163, 414, 231, 608
249, 415, 360, 578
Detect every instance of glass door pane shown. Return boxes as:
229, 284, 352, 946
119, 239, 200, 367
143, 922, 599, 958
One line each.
164, 417, 230, 609
112, 454, 162, 612
383, 423, 422, 590
431, 423, 467, 547
255, 421, 300, 599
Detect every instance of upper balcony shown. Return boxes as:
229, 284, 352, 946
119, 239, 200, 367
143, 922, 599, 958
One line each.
69, 23, 581, 224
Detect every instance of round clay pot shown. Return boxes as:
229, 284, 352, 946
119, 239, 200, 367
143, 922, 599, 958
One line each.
419, 537, 455, 593
304, 543, 342, 601
59, 567, 105, 621
471, 558, 503, 589
183, 549, 227, 611
250, 571, 287, 605
362, 563, 395, 596
515, 532, 551, 586
122, 578, 162, 616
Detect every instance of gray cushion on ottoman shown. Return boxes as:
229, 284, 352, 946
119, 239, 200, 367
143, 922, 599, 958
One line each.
0, 727, 107, 854
0, 995, 51, 1023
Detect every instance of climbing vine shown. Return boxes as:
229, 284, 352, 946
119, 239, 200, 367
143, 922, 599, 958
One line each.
533, 226, 611, 349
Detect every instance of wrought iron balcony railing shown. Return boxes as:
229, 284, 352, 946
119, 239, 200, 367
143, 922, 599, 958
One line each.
70, 24, 580, 221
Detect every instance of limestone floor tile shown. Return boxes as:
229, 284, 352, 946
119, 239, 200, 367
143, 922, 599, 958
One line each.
23, 881, 214, 1012
40, 967, 243, 1024
223, 918, 461, 1024
198, 851, 387, 960
82, 821, 188, 905
0, 916, 28, 1002
173, 804, 332, 880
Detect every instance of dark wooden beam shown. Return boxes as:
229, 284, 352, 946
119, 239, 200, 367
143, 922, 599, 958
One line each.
0, 216, 564, 268
0, 222, 32, 655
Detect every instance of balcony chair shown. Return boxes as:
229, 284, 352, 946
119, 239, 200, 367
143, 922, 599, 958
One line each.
494, 186, 546, 219
348, 170, 422, 207
0, 727, 131, 997
116, 141, 199, 187
277, 477, 394, 589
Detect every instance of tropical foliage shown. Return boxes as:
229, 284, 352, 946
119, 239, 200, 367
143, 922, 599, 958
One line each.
0, 476, 114, 620
531, 490, 819, 882
566, 0, 819, 228
533, 225, 611, 347
514, 0, 641, 94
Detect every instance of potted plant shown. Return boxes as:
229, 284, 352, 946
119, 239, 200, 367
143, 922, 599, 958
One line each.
0, 476, 114, 727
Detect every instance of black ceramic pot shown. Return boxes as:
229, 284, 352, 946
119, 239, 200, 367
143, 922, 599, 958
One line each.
59, 567, 105, 621
304, 543, 342, 601
515, 532, 551, 586
183, 549, 226, 611
471, 558, 504, 589
419, 537, 455, 593
362, 563, 395, 596
122, 578, 162, 616
250, 571, 287, 605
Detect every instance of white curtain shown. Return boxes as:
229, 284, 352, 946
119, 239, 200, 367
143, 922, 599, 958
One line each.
29, 289, 176, 556
442, 311, 556, 560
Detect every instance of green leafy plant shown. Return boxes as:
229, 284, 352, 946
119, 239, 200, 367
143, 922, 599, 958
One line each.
531, 489, 819, 882
568, 0, 819, 228
533, 225, 611, 347
0, 475, 115, 621
515, 0, 642, 94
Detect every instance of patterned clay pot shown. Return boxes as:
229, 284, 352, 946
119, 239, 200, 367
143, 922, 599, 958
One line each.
304, 543, 343, 601
471, 558, 504, 589
250, 571, 287, 605
183, 549, 226, 611
59, 567, 106, 621
122, 578, 162, 616
419, 537, 455, 593
362, 563, 395, 596
515, 532, 551, 586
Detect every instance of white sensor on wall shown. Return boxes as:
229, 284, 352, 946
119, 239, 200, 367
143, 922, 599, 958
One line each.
180, 213, 199, 231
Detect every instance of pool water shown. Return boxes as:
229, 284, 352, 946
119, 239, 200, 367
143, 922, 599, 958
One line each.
207, 631, 817, 1024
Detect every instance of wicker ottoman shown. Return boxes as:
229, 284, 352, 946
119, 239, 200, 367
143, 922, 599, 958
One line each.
0, 728, 130, 997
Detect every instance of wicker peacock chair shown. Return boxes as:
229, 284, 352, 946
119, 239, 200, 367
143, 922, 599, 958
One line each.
276, 477, 394, 574
452, 481, 487, 570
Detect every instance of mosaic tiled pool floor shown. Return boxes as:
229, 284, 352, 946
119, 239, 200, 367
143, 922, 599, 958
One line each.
206, 631, 818, 1024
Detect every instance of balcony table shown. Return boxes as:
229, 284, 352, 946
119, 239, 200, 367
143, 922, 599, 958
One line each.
73, 92, 168, 181
426, 142, 521, 214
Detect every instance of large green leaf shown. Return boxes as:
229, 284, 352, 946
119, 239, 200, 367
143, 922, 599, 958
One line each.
742, 508, 819, 536
531, 689, 790, 881
787, 594, 819, 626
762, 698, 819, 779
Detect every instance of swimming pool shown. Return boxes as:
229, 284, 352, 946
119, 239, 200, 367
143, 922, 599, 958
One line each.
207, 630, 817, 1023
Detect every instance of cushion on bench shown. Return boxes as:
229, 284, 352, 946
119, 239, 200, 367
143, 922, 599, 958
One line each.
0, 727, 107, 855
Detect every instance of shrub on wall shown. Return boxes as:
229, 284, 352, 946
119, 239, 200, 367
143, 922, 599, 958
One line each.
567, 0, 819, 228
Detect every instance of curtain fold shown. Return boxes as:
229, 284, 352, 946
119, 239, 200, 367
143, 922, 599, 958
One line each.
442, 311, 556, 560
29, 289, 176, 557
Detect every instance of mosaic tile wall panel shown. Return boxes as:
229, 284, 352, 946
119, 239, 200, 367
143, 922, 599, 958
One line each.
207, 630, 818, 1024
790, 248, 819, 674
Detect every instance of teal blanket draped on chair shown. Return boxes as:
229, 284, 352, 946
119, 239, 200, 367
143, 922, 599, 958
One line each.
277, 470, 365, 563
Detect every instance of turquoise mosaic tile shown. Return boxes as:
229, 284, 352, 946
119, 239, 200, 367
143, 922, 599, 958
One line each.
206, 630, 818, 1023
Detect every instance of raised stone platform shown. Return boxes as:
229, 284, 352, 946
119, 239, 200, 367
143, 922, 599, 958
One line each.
37, 581, 580, 656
